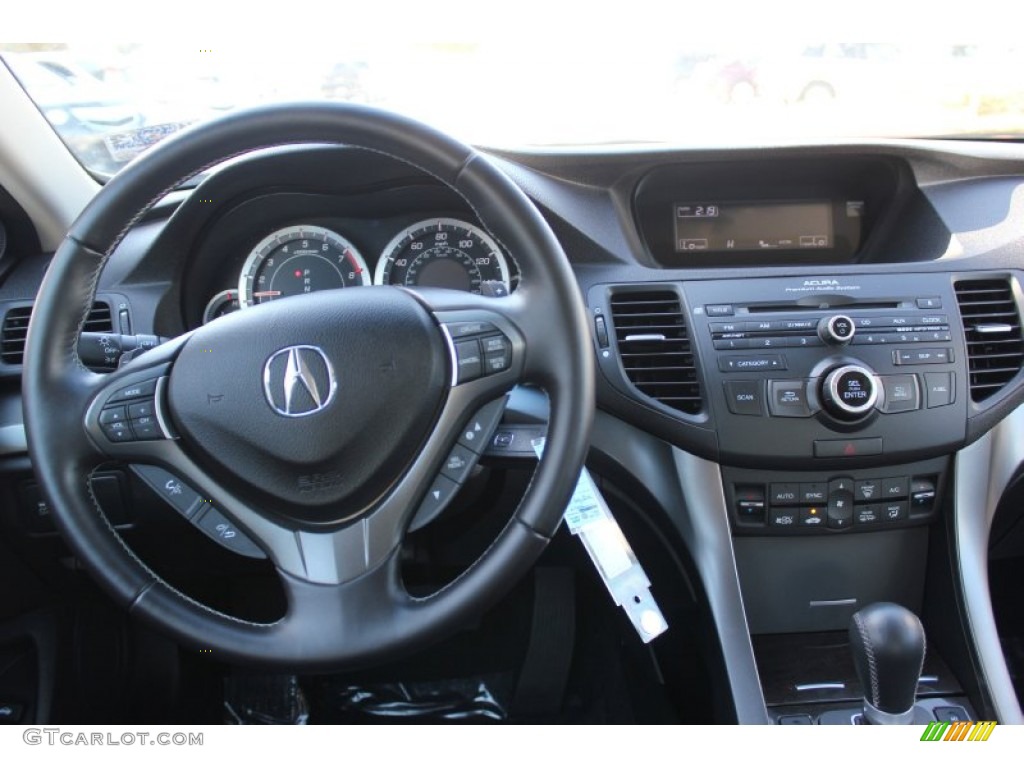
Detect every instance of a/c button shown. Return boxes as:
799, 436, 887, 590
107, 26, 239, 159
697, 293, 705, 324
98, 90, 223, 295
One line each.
723, 381, 763, 416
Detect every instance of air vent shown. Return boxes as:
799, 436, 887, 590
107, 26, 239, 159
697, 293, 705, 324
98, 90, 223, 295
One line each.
955, 279, 1024, 402
609, 288, 702, 414
2, 301, 114, 366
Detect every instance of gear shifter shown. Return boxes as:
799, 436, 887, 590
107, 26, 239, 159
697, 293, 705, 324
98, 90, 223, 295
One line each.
848, 602, 926, 725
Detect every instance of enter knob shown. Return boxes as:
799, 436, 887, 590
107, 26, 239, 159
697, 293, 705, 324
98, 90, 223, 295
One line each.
818, 314, 856, 345
821, 364, 879, 419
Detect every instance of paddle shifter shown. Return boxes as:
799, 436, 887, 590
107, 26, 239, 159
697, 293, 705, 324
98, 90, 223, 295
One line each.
848, 602, 926, 725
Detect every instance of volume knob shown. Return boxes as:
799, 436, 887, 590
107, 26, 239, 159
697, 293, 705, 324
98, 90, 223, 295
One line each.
821, 364, 879, 419
818, 315, 856, 345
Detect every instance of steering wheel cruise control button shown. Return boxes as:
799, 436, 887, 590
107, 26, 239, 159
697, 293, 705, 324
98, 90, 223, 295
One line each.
446, 320, 497, 338
455, 340, 483, 383
195, 507, 265, 559
481, 335, 511, 373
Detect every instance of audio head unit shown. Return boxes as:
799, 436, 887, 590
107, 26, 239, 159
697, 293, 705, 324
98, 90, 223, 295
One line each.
684, 273, 966, 468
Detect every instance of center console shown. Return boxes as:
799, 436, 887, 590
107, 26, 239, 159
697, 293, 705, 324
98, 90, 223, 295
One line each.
586, 267, 1020, 724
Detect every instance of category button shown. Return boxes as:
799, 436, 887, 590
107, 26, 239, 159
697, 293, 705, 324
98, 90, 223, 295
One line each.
718, 354, 786, 372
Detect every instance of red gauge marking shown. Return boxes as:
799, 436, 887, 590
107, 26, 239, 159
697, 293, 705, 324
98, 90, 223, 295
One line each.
345, 250, 363, 273
252, 290, 282, 298
294, 269, 302, 278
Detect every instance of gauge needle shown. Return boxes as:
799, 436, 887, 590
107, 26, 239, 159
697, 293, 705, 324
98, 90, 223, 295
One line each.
252, 290, 282, 297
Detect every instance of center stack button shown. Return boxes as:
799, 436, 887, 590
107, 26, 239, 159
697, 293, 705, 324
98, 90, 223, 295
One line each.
827, 477, 854, 529
818, 314, 856, 346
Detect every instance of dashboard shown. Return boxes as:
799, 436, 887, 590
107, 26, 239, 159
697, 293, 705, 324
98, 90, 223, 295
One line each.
3, 134, 1024, 725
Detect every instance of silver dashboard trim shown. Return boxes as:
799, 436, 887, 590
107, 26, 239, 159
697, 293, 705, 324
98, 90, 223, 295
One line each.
671, 447, 770, 724
954, 404, 1024, 724
0, 423, 27, 455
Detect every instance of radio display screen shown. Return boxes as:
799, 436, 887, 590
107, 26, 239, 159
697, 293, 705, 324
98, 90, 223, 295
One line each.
673, 200, 835, 253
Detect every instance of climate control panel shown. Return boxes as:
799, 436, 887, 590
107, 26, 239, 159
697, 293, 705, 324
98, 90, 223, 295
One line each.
723, 457, 947, 536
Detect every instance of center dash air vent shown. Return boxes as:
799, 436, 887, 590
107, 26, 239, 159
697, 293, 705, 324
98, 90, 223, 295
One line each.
2, 301, 114, 366
954, 278, 1024, 402
608, 288, 702, 414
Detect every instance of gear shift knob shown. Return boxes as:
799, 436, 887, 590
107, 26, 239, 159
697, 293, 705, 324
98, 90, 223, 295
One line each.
848, 602, 926, 725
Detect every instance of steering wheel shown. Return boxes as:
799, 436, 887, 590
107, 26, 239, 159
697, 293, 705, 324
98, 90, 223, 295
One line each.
21, 103, 594, 668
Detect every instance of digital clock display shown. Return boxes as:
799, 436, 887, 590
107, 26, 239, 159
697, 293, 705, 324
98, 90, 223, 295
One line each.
673, 200, 835, 253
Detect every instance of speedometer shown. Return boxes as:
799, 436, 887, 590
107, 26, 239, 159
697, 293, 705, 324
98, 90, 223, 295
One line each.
239, 225, 370, 307
375, 218, 511, 296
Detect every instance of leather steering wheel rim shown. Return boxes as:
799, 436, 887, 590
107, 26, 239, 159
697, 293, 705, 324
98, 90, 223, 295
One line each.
22, 102, 594, 668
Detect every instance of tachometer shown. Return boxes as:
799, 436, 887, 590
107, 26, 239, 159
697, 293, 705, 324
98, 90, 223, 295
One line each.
239, 225, 370, 307
375, 218, 511, 296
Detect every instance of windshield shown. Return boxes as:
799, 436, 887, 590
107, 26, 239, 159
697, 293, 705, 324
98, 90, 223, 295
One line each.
2, 42, 1023, 176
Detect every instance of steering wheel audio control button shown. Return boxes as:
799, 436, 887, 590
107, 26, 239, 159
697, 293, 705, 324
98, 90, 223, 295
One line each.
131, 415, 162, 440
131, 464, 204, 519
194, 507, 265, 559
101, 419, 133, 442
100, 406, 127, 424
106, 378, 157, 404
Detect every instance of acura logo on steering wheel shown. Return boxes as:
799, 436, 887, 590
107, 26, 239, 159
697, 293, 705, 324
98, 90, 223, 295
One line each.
263, 345, 337, 417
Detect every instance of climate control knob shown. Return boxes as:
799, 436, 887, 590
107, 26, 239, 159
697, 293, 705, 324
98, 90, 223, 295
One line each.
821, 364, 879, 419
818, 314, 856, 345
